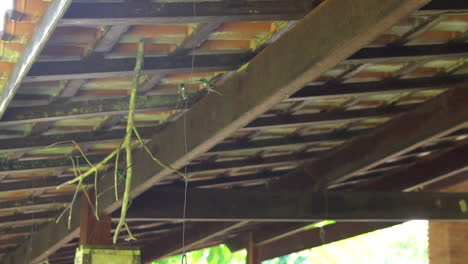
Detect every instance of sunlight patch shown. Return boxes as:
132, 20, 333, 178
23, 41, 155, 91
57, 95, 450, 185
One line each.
0, 0, 13, 33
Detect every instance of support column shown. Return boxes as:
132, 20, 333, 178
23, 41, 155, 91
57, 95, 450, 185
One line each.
79, 190, 112, 246
247, 232, 262, 264
429, 181, 468, 264
75, 191, 141, 264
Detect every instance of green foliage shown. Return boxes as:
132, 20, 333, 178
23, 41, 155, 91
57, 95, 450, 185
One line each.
263, 221, 428, 264
154, 245, 246, 264
154, 221, 428, 264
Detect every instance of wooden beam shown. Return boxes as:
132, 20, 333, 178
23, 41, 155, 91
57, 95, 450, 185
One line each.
125, 188, 468, 221
287, 75, 468, 102
93, 25, 129, 53
209, 129, 364, 154
0, 147, 316, 173
79, 191, 111, 246
138, 75, 163, 94
343, 43, 468, 64
0, 93, 188, 127
259, 222, 396, 261
419, 0, 468, 14
247, 233, 262, 264
24, 42, 467, 83
0, 126, 158, 154
392, 15, 445, 45
6, 0, 429, 262
185, 151, 321, 174
0, 195, 71, 211
0, 177, 73, 192
241, 104, 413, 131
24, 53, 251, 82
60, 1, 309, 26
167, 170, 293, 189
0, 211, 60, 224
0, 156, 103, 172
0, 127, 362, 157
57, 79, 87, 99
355, 139, 468, 191
172, 23, 223, 57
139, 22, 223, 93
224, 222, 318, 252
0, 226, 34, 238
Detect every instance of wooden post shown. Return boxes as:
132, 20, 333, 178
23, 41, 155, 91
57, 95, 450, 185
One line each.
79, 190, 112, 245
247, 232, 262, 264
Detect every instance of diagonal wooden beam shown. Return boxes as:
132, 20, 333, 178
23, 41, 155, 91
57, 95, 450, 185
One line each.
355, 139, 468, 191
125, 188, 468, 222
57, 79, 86, 99
172, 23, 223, 57
5, 0, 429, 262
60, 1, 309, 26
93, 25, 129, 53
259, 222, 397, 261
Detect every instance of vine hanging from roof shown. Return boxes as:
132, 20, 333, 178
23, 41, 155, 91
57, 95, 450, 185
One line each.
56, 41, 184, 243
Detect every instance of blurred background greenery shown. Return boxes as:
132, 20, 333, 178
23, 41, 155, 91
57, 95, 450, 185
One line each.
154, 220, 428, 264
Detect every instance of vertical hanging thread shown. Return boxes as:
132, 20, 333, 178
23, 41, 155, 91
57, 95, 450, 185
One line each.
181, 0, 197, 262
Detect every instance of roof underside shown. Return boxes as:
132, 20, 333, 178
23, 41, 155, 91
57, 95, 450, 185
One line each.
0, 0, 468, 263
